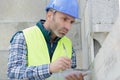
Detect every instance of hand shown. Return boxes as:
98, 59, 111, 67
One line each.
49, 57, 71, 73
65, 72, 84, 80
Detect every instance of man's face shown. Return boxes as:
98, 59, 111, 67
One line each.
49, 11, 75, 38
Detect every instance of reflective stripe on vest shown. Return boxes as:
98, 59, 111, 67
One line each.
23, 26, 72, 66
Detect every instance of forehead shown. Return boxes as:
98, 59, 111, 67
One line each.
56, 11, 75, 21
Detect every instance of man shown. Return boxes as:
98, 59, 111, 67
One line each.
7, 0, 84, 80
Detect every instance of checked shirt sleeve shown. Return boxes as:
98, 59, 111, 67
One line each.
71, 48, 77, 68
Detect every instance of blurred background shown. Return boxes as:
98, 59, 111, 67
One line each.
0, 0, 119, 80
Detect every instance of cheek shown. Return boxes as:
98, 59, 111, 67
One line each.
51, 17, 64, 31
52, 21, 61, 30
50, 22, 58, 31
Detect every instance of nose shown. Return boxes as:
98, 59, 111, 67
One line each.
64, 23, 72, 31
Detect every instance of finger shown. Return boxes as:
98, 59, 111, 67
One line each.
57, 58, 71, 70
62, 62, 71, 70
60, 62, 70, 71
61, 57, 71, 67
78, 73, 84, 80
65, 73, 78, 80
65, 75, 72, 80
60, 64, 67, 71
53, 57, 71, 71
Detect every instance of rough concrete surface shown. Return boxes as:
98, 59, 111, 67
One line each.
0, 50, 8, 80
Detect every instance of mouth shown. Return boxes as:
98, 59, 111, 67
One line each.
61, 33, 66, 36
59, 29, 68, 36
61, 30, 68, 34
61, 31, 67, 35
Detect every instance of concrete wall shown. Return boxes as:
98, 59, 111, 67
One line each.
0, 0, 47, 50
80, 0, 119, 65
94, 14, 120, 80
92, 1, 120, 80
80, 0, 119, 79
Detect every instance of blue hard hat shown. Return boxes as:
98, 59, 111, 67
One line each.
46, 0, 79, 19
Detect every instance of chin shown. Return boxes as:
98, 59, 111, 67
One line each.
56, 33, 65, 38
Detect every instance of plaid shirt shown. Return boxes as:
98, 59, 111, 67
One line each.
7, 21, 77, 80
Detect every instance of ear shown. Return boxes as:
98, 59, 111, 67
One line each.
46, 11, 53, 20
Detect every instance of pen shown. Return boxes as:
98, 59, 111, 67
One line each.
62, 43, 68, 57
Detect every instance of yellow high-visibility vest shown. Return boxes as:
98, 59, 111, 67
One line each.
23, 26, 72, 66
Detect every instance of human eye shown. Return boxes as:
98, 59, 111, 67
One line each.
63, 18, 67, 21
71, 21, 75, 24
